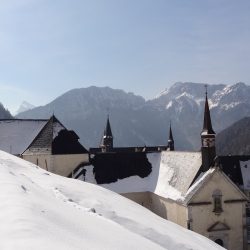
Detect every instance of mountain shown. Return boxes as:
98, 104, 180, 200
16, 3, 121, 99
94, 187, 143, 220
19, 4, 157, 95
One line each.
0, 103, 12, 119
149, 82, 250, 149
16, 86, 182, 149
15, 101, 35, 115
216, 117, 250, 155
0, 150, 223, 250
17, 82, 250, 150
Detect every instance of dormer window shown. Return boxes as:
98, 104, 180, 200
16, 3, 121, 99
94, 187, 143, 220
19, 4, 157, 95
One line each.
213, 189, 223, 215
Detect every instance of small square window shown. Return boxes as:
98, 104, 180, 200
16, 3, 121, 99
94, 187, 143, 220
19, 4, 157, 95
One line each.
213, 190, 223, 215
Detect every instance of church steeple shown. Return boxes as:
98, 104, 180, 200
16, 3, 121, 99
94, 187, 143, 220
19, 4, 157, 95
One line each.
168, 122, 175, 151
201, 86, 216, 172
100, 115, 113, 152
104, 115, 112, 138
202, 88, 215, 135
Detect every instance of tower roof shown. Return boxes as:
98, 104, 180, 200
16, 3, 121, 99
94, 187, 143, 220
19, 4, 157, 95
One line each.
168, 122, 174, 142
104, 116, 113, 137
202, 90, 215, 135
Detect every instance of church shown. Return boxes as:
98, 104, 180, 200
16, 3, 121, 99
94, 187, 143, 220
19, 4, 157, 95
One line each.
72, 91, 250, 250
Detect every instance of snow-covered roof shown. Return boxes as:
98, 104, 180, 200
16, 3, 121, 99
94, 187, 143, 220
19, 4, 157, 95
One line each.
93, 151, 202, 202
0, 150, 223, 250
184, 168, 216, 203
185, 166, 248, 204
0, 119, 47, 155
0, 118, 67, 155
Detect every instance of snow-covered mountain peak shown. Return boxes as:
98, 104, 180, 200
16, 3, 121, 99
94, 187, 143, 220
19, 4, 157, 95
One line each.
15, 101, 35, 115
211, 82, 250, 109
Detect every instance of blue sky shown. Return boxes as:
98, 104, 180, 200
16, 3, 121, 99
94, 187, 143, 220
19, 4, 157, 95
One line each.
0, 0, 250, 113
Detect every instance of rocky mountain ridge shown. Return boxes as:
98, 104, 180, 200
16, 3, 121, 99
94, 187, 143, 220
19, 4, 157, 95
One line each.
0, 103, 12, 119
216, 117, 250, 155
16, 82, 250, 150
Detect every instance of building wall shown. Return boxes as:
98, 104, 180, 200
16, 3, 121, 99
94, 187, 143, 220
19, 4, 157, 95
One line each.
121, 171, 247, 250
52, 154, 89, 177
122, 192, 152, 210
22, 153, 89, 177
22, 154, 51, 171
150, 192, 188, 228
121, 192, 188, 228
188, 171, 247, 250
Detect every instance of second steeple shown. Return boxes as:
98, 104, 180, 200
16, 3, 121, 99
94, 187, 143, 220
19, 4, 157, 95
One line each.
100, 115, 113, 152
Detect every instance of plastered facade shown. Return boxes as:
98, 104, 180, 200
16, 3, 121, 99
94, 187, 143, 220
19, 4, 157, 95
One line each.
121, 170, 247, 250
22, 153, 89, 177
188, 171, 247, 250
122, 192, 188, 228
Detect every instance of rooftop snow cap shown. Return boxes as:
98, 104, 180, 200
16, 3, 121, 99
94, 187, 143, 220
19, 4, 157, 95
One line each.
201, 86, 215, 135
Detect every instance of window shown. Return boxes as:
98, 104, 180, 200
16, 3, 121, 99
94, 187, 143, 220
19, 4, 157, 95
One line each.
213, 189, 223, 215
215, 239, 224, 247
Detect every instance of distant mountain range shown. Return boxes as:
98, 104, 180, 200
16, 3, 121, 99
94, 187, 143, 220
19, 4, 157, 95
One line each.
216, 117, 250, 155
16, 82, 250, 151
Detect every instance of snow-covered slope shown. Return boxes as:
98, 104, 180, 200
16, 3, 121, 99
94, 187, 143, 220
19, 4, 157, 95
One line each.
0, 150, 223, 250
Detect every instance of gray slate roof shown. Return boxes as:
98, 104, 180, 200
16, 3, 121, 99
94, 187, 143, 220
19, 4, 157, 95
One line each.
0, 119, 48, 155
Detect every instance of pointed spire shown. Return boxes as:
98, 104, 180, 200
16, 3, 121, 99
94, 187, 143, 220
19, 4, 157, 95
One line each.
168, 121, 174, 151
202, 85, 215, 135
104, 115, 113, 137
168, 121, 174, 141
100, 115, 113, 152
201, 86, 216, 172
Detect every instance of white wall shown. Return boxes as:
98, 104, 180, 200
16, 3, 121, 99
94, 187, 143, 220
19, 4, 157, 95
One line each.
22, 153, 89, 177
52, 154, 89, 177
188, 171, 247, 250
121, 192, 188, 228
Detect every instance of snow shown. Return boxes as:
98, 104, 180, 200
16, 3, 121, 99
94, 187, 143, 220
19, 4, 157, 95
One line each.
96, 151, 202, 202
240, 160, 250, 190
15, 101, 35, 115
166, 100, 173, 109
52, 120, 65, 139
221, 102, 240, 110
0, 120, 47, 155
0, 150, 223, 250
154, 88, 169, 99
185, 168, 215, 203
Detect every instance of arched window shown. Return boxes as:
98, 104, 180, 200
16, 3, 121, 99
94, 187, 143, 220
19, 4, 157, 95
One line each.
215, 238, 224, 247
212, 189, 223, 214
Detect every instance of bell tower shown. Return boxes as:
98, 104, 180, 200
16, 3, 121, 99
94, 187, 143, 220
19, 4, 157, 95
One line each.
201, 86, 216, 171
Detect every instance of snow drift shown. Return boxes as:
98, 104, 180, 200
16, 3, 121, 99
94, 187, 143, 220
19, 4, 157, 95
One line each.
0, 151, 223, 250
